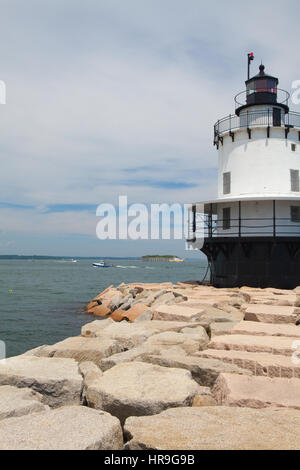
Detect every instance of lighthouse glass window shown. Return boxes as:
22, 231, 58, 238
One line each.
256, 79, 268, 92
247, 79, 276, 95
247, 82, 255, 96
291, 206, 300, 223
223, 172, 231, 195
290, 170, 300, 192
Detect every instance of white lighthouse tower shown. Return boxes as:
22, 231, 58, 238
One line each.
187, 55, 300, 288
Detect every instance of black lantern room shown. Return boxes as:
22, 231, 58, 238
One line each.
246, 65, 278, 106
235, 64, 289, 116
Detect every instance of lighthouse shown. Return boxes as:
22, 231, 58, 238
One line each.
187, 55, 300, 289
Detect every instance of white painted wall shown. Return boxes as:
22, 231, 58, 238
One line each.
217, 127, 300, 198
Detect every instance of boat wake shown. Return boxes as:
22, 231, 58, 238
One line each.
116, 265, 139, 269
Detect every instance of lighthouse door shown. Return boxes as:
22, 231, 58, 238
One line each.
273, 108, 281, 127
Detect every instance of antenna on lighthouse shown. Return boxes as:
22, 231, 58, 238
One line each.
247, 52, 254, 79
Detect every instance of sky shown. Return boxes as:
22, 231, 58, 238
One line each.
0, 0, 300, 257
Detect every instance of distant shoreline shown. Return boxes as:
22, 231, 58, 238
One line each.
0, 255, 199, 261
0, 255, 141, 260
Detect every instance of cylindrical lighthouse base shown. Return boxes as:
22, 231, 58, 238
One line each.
202, 237, 300, 289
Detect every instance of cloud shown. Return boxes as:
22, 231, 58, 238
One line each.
0, 0, 299, 254
46, 204, 97, 213
0, 202, 35, 210
119, 180, 198, 190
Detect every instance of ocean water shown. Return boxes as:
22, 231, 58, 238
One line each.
0, 258, 208, 358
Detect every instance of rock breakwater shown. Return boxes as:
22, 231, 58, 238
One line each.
0, 281, 299, 449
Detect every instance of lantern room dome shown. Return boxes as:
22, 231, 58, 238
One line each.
247, 64, 278, 83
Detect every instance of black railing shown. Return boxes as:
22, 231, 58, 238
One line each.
187, 216, 300, 240
214, 109, 300, 145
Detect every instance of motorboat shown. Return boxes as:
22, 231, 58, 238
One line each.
92, 260, 114, 268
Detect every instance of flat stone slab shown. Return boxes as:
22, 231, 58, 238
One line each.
189, 306, 244, 324
81, 320, 208, 348
84, 362, 200, 424
0, 406, 123, 450
28, 336, 122, 366
0, 386, 49, 420
213, 373, 300, 410
247, 294, 299, 306
265, 288, 297, 295
243, 304, 299, 324
145, 330, 209, 354
124, 406, 300, 450
90, 302, 111, 317
100, 346, 155, 372
110, 303, 149, 322
197, 349, 300, 378
152, 305, 206, 322
0, 356, 83, 408
99, 336, 211, 372
210, 322, 238, 337
209, 334, 298, 356
123, 282, 174, 291
231, 321, 300, 338
192, 394, 217, 407
185, 295, 236, 304
179, 287, 229, 297
140, 350, 251, 387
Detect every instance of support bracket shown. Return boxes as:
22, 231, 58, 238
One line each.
285, 125, 293, 139
285, 126, 290, 139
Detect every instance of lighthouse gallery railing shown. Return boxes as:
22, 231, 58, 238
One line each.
187, 214, 300, 240
214, 110, 300, 145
